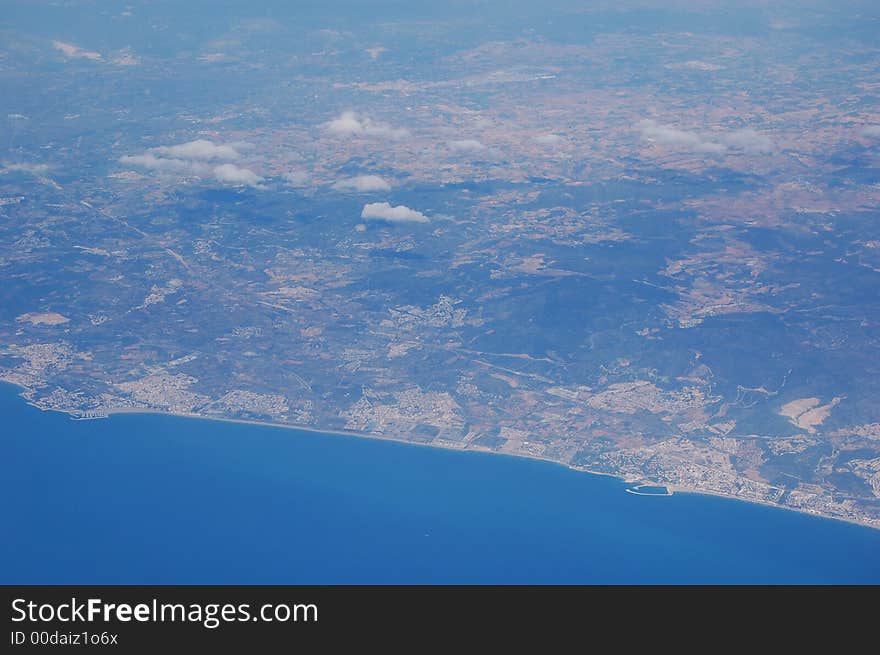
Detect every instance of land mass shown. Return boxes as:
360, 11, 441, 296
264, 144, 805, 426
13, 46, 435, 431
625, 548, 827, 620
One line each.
2, 1, 880, 530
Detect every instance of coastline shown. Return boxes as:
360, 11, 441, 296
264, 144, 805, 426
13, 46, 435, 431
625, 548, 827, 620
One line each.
104, 407, 880, 531
3, 380, 878, 532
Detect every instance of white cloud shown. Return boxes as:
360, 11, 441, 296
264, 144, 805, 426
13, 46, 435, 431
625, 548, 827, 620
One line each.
721, 128, 774, 153
152, 139, 240, 161
108, 46, 140, 66
52, 40, 102, 61
212, 164, 262, 186
112, 52, 140, 66
3, 162, 50, 175
325, 112, 363, 135
534, 134, 562, 146
119, 153, 208, 174
324, 111, 409, 139
637, 119, 773, 155
361, 202, 428, 224
284, 170, 310, 186
119, 139, 260, 186
863, 126, 880, 138
665, 60, 722, 71
637, 119, 724, 154
333, 175, 391, 192
447, 139, 485, 152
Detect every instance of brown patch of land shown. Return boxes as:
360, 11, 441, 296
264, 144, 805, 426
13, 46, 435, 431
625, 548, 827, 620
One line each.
16, 312, 70, 326
780, 397, 842, 433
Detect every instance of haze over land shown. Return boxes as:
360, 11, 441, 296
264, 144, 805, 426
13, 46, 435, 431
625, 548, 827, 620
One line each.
2, 0, 880, 527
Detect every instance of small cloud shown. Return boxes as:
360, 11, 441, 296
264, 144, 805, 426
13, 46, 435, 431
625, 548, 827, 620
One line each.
3, 162, 50, 175
111, 49, 140, 66
324, 111, 409, 139
534, 134, 562, 146
153, 139, 240, 161
665, 60, 723, 71
333, 175, 391, 192
325, 112, 362, 135
119, 153, 207, 174
284, 170, 310, 186
361, 202, 428, 224
721, 128, 773, 154
863, 126, 880, 138
119, 139, 259, 186
213, 164, 262, 186
637, 119, 724, 154
52, 40, 102, 61
447, 139, 485, 152
637, 119, 773, 155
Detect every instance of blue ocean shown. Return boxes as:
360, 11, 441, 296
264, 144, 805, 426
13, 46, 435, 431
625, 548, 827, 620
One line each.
2, 382, 878, 584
